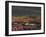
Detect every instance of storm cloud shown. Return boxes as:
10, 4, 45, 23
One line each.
12, 6, 41, 16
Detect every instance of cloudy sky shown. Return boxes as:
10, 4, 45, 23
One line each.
12, 6, 41, 16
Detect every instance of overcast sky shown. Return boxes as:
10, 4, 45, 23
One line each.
12, 6, 41, 16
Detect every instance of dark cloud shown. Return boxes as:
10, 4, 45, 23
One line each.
12, 6, 41, 16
